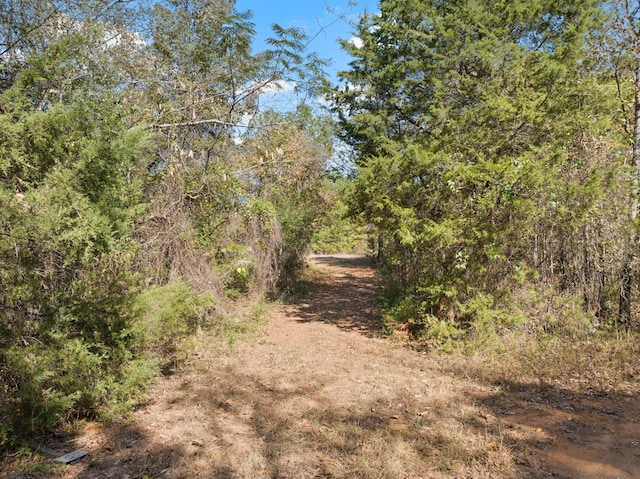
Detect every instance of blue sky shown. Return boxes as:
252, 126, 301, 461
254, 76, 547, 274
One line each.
235, 0, 377, 82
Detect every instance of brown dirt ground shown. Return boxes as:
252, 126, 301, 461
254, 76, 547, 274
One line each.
4, 254, 640, 478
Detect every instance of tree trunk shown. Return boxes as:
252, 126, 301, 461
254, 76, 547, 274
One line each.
619, 68, 640, 323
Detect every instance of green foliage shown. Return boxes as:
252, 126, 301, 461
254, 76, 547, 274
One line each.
243, 197, 278, 233
312, 183, 367, 254
334, 0, 620, 333
459, 294, 527, 348
384, 296, 428, 325
422, 321, 463, 352
225, 264, 254, 296
0, 28, 153, 442
185, 163, 245, 247
239, 120, 331, 289
0, 0, 333, 450
214, 240, 258, 297
382, 295, 463, 350
139, 1, 332, 294
131, 279, 214, 359
277, 197, 320, 273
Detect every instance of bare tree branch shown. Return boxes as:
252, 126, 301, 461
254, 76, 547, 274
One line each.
151, 118, 288, 129
1, 6, 60, 57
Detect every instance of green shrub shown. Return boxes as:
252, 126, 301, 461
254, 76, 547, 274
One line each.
0, 333, 158, 444
0, 79, 150, 444
312, 198, 367, 254
422, 320, 463, 352
132, 279, 214, 359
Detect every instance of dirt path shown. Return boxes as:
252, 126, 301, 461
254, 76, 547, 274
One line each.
23, 254, 640, 478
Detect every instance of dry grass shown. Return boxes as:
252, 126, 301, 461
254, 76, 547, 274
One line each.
449, 325, 640, 396
6, 255, 640, 479
105, 367, 522, 479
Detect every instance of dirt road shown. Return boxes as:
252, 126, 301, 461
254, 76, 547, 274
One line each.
28, 254, 640, 478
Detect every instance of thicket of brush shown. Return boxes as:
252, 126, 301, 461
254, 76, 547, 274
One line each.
0, 0, 331, 446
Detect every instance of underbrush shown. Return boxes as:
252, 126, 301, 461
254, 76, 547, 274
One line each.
383, 288, 640, 394
462, 289, 639, 394
131, 278, 215, 370
456, 324, 640, 395
0, 274, 270, 450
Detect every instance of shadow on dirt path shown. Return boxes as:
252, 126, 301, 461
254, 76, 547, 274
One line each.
293, 254, 381, 336
8, 254, 640, 479
473, 380, 640, 479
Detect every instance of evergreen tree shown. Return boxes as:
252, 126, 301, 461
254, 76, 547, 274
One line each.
332, 0, 607, 327
0, 52, 150, 442
601, 0, 640, 322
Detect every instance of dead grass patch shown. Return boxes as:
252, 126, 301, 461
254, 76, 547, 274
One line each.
450, 328, 640, 395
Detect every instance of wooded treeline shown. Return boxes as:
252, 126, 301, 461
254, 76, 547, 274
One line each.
3, 0, 640, 448
0, 0, 332, 445
332, 0, 640, 342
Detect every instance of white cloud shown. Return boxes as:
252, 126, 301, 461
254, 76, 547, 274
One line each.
316, 95, 332, 107
348, 36, 364, 49
259, 80, 297, 95
104, 30, 146, 49
235, 80, 298, 99
239, 112, 255, 127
